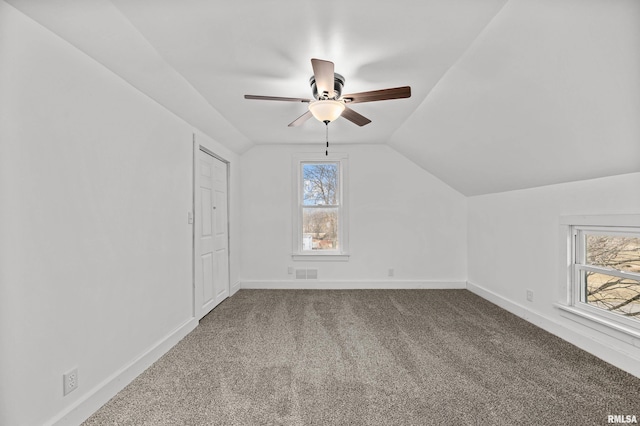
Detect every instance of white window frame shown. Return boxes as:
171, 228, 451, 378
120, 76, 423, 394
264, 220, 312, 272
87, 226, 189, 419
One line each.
292, 153, 349, 261
558, 215, 640, 340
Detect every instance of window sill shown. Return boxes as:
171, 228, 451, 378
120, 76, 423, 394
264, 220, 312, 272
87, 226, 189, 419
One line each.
555, 303, 640, 343
292, 253, 350, 262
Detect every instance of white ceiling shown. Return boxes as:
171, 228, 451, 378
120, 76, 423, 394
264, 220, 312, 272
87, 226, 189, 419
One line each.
6, 0, 640, 195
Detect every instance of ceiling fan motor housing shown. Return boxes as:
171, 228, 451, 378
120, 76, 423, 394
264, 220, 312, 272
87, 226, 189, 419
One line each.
310, 73, 345, 100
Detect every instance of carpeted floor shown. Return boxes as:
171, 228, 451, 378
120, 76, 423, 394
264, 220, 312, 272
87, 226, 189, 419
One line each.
84, 290, 640, 425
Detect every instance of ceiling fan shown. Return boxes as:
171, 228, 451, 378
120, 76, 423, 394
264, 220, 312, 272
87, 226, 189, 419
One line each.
244, 58, 411, 127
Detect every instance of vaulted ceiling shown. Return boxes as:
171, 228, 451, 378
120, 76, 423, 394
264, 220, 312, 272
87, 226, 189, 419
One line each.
6, 0, 640, 195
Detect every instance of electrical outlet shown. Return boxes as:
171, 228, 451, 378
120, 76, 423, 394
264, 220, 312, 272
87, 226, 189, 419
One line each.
388, 268, 394, 277
63, 368, 78, 395
526, 289, 534, 302
287, 266, 294, 275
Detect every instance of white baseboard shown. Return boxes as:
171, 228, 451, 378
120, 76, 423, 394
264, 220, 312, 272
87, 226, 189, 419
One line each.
466, 281, 640, 378
240, 280, 467, 290
230, 280, 241, 296
49, 318, 198, 426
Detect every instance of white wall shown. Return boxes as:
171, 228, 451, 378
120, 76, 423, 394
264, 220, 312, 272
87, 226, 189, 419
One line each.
239, 144, 467, 287
467, 172, 640, 376
0, 4, 240, 425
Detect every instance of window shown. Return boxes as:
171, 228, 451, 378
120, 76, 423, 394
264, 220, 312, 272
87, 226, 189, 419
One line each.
572, 226, 640, 321
292, 154, 349, 261
560, 215, 640, 337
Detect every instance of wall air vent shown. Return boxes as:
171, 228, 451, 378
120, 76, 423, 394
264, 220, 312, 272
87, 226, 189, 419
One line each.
295, 268, 318, 279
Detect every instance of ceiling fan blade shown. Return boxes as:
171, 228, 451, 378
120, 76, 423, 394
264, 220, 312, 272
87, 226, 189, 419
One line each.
311, 58, 335, 98
245, 94, 311, 103
341, 106, 371, 126
341, 86, 411, 104
288, 110, 313, 127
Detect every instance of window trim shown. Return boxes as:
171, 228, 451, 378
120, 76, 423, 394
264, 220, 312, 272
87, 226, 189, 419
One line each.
558, 215, 640, 340
291, 153, 349, 261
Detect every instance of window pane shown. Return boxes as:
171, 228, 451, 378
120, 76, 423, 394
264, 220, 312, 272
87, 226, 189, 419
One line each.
303, 163, 338, 206
585, 234, 640, 273
585, 272, 640, 320
302, 207, 338, 250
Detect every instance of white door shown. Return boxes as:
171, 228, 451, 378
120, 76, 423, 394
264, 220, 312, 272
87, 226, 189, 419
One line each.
195, 148, 229, 319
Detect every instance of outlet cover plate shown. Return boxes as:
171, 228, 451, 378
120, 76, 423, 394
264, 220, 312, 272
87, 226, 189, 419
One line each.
63, 368, 78, 395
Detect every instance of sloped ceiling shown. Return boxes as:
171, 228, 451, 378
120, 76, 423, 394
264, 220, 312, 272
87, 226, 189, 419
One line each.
390, 0, 640, 195
6, 0, 640, 195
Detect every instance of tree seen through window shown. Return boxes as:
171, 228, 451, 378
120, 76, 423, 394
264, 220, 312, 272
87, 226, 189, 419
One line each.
302, 163, 339, 250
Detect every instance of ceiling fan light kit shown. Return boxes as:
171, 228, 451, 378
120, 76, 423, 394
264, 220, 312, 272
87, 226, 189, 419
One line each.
308, 100, 345, 123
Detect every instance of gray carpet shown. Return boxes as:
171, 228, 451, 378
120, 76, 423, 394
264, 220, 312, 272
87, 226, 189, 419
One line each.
84, 290, 640, 425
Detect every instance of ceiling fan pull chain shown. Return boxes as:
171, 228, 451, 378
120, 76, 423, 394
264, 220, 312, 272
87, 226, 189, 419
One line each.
325, 121, 329, 156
